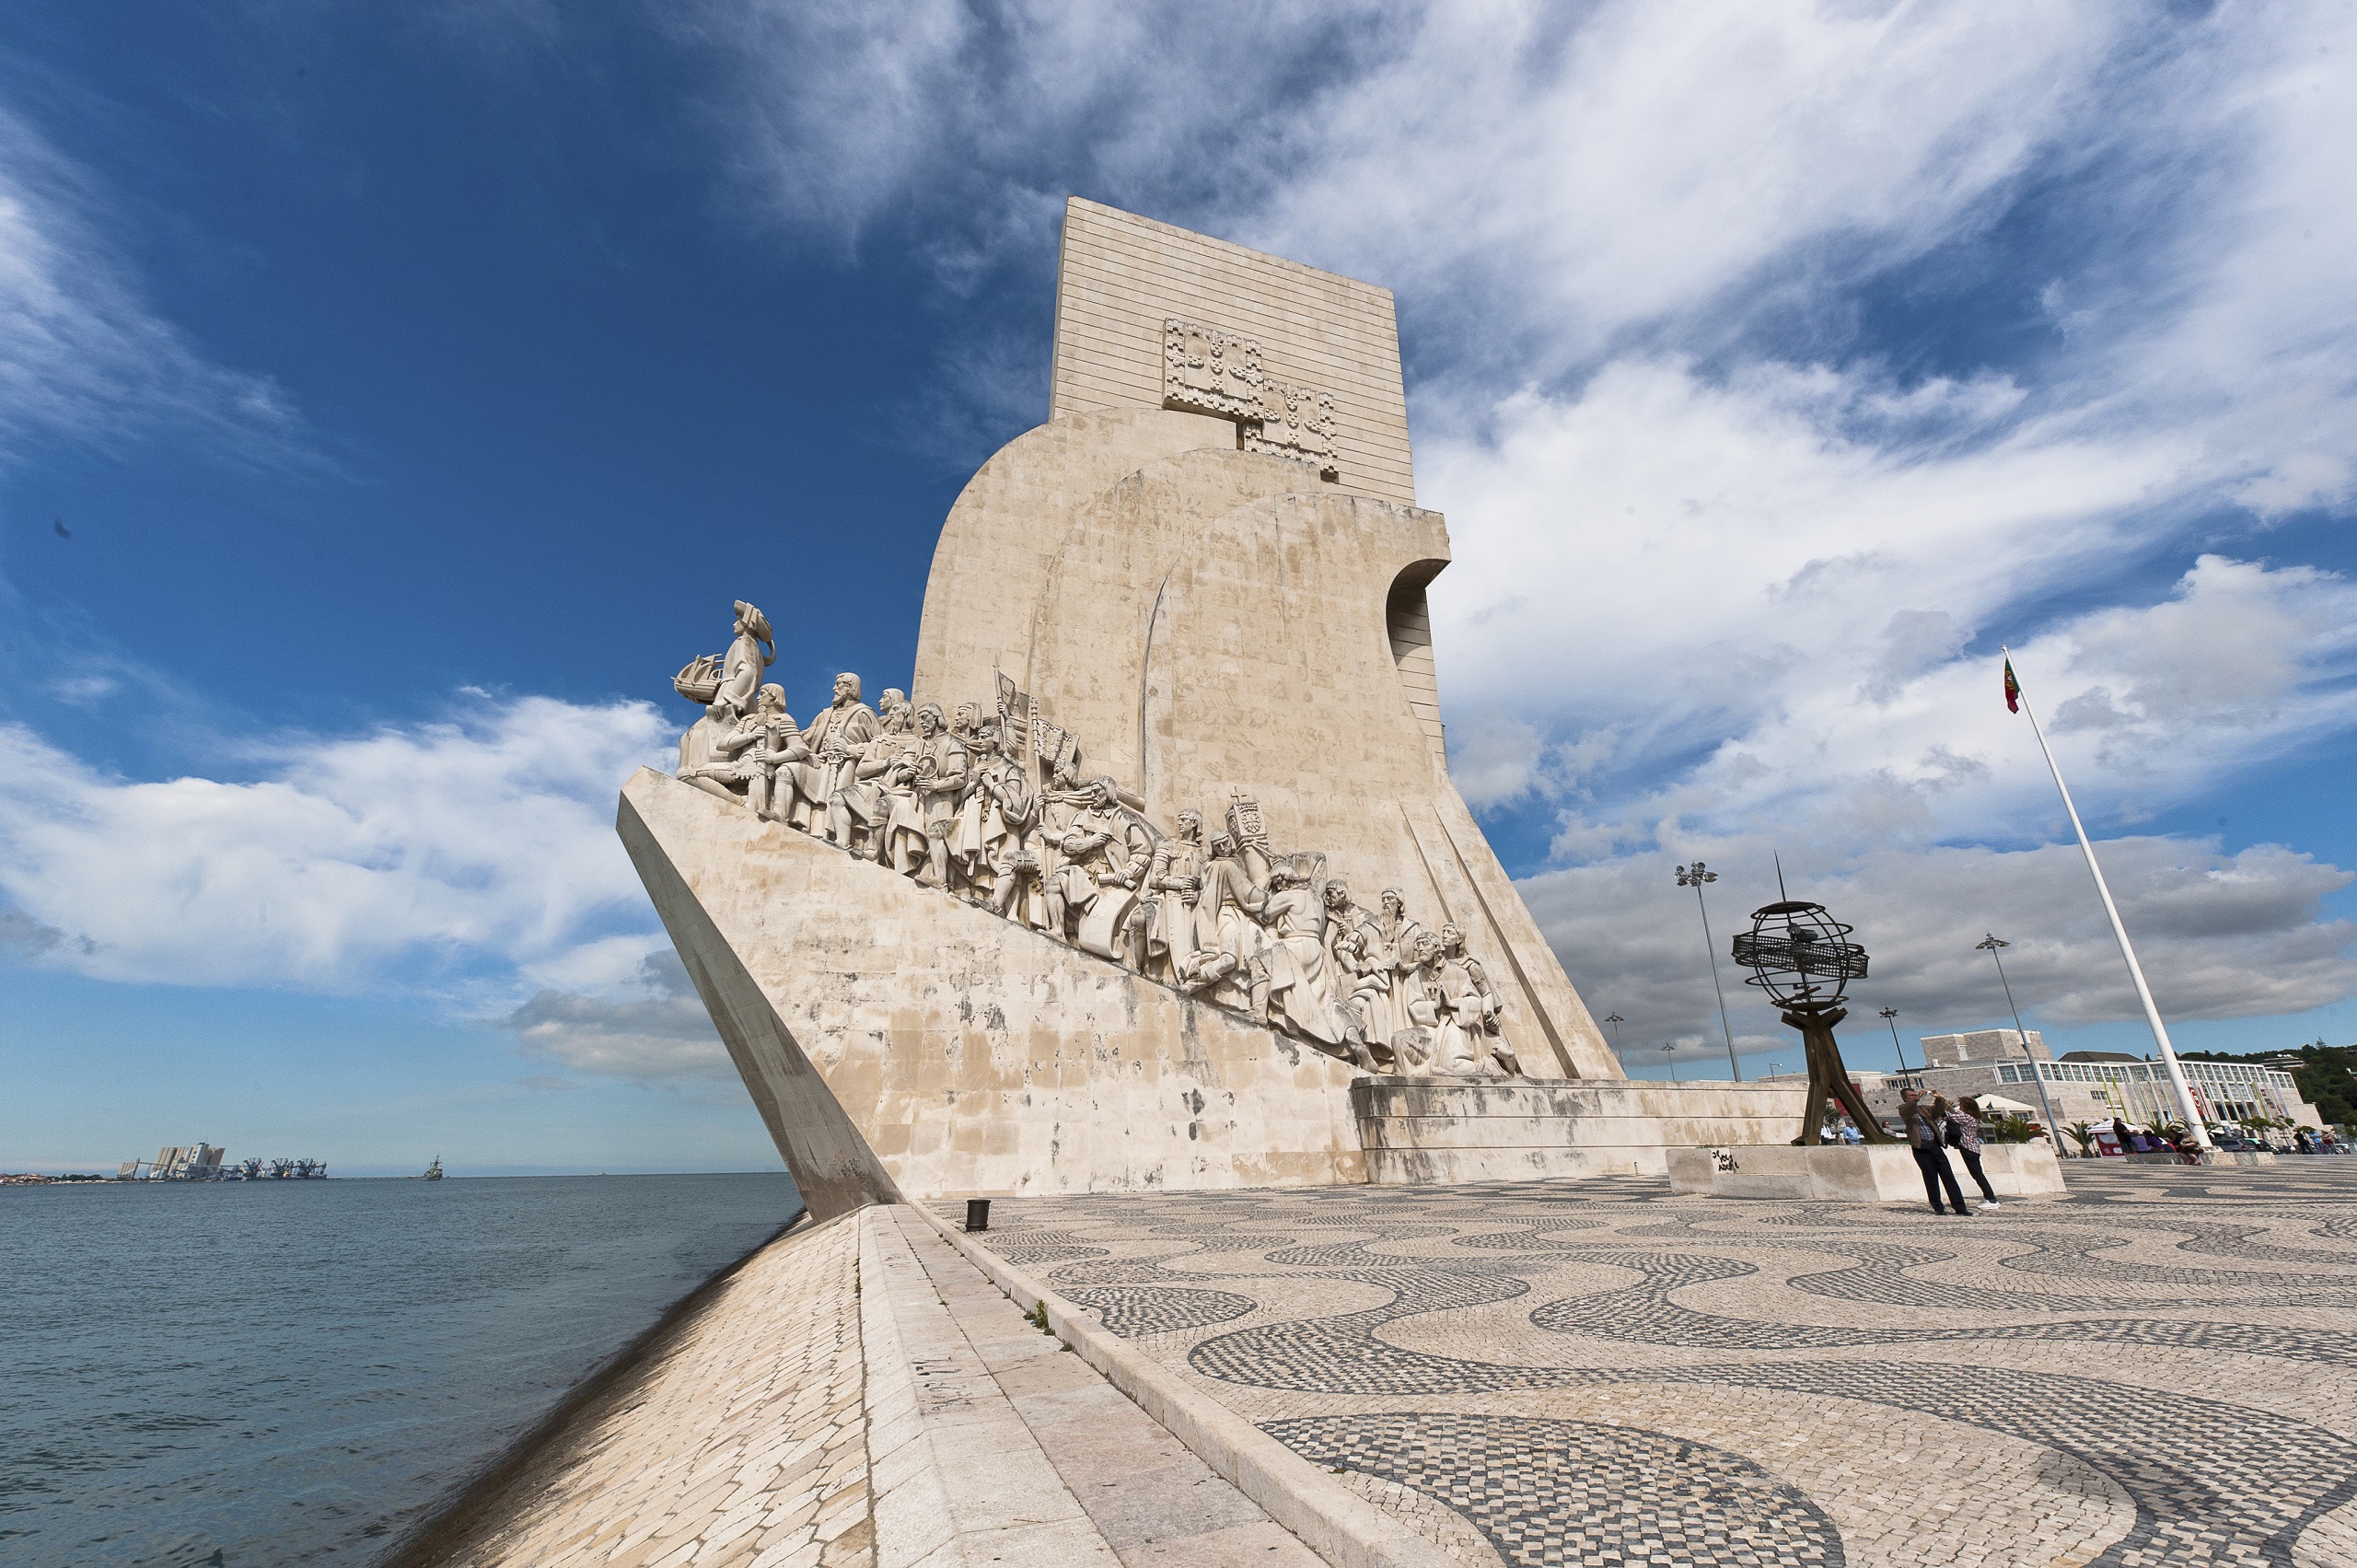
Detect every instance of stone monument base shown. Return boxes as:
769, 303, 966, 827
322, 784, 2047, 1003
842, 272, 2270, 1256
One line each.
1350, 1076, 1813, 1183
1665, 1142, 2067, 1201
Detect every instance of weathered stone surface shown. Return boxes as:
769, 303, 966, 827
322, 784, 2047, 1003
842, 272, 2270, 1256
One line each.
420, 1213, 875, 1568
624, 770, 1367, 1211
1048, 198, 1416, 505
1352, 1077, 1814, 1182
911, 408, 1237, 715
1664, 1141, 2067, 1200
905, 419, 1614, 1081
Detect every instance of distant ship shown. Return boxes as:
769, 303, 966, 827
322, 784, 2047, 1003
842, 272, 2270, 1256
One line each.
420, 1156, 444, 1180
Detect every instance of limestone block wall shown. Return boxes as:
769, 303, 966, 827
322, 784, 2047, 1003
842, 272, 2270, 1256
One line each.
409, 1212, 873, 1568
910, 408, 1236, 712
622, 770, 1368, 1214
910, 413, 1619, 1081
1352, 1078, 1815, 1182
1049, 197, 1416, 505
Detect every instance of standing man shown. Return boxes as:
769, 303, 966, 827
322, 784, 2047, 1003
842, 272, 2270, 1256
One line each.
792, 673, 878, 843
1439, 923, 1520, 1076
880, 703, 970, 886
716, 601, 775, 718
1141, 808, 1215, 983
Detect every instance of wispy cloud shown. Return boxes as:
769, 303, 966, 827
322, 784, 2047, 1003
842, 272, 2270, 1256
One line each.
0, 103, 306, 469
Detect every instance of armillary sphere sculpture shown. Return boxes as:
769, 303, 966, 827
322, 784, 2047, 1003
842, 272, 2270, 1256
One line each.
1730, 900, 1896, 1145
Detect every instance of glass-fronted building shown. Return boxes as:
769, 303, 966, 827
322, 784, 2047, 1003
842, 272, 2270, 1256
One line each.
1991, 1057, 2310, 1127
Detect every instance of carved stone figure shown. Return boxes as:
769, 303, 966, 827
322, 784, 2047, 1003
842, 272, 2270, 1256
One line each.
1369, 889, 1426, 1044
1042, 777, 1150, 958
691, 684, 807, 819
1327, 927, 1384, 1067
718, 602, 776, 717
1260, 861, 1370, 1066
819, 693, 904, 855
966, 728, 1043, 924
663, 638, 1546, 1082
795, 674, 879, 844
1141, 808, 1216, 983
1184, 830, 1270, 1012
881, 703, 970, 885
677, 699, 738, 804
1324, 887, 1393, 1069
1441, 922, 1520, 1076
1394, 930, 1474, 1074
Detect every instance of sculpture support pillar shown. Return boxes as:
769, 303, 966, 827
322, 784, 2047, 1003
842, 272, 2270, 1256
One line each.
1782, 1005, 1897, 1145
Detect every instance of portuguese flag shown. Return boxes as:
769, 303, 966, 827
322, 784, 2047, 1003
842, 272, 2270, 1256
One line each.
2003, 658, 2021, 714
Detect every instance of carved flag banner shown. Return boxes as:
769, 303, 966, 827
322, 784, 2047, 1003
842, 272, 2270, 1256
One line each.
995, 672, 1030, 761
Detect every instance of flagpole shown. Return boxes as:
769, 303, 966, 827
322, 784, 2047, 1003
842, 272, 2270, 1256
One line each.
2003, 647, 2213, 1151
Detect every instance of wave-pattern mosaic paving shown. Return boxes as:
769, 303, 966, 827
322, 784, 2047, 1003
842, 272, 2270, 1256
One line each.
966, 1165, 2357, 1567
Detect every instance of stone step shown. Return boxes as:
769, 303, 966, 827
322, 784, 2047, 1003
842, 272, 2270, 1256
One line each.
882, 1208, 1323, 1568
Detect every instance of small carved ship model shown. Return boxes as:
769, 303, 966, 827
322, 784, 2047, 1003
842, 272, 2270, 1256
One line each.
673, 654, 725, 703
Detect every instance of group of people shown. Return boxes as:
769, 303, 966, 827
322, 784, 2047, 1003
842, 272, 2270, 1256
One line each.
1898, 1088, 2002, 1215
669, 604, 1521, 1079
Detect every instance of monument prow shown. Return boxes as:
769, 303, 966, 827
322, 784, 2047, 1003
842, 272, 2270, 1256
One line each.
624, 198, 1802, 1209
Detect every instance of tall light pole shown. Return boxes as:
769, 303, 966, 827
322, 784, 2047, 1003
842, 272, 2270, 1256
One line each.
1879, 1006, 1913, 1082
1604, 1014, 1625, 1054
1676, 862, 1742, 1081
1665, 1041, 1678, 1085
1976, 934, 2065, 1155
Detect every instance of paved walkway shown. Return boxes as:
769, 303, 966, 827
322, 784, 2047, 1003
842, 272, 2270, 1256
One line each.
408, 1205, 1320, 1568
962, 1164, 2357, 1568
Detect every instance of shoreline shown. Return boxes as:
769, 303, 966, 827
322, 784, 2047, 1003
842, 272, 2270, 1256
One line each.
380, 1204, 809, 1567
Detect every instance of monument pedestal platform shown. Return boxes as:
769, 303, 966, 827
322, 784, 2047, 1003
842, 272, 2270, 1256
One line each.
1665, 1142, 2067, 1201
1351, 1076, 1811, 1182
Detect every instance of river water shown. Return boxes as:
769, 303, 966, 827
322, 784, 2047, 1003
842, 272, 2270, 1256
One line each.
0, 1172, 801, 1567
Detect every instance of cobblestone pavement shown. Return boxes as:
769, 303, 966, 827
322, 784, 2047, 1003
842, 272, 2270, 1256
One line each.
964, 1163, 2357, 1568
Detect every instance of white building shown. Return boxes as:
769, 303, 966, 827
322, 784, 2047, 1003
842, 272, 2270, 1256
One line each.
1757, 1029, 2321, 1134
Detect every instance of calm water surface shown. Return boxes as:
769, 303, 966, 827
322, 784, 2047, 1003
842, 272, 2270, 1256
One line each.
1, 1173, 801, 1568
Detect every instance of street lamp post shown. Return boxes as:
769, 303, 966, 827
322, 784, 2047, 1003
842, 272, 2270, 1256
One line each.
1975, 934, 2066, 1156
1676, 862, 1743, 1081
1604, 1014, 1625, 1054
1665, 1042, 1678, 1085
1880, 1006, 1913, 1084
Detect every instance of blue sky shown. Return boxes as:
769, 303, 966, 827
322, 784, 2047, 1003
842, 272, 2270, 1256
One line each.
3, 2, 2352, 1173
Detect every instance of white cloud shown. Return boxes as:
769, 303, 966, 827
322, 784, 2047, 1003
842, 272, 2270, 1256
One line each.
0, 691, 741, 1083
0, 106, 303, 468
1532, 835, 2357, 1066
498, 950, 735, 1085
0, 694, 672, 993
665, 0, 2357, 1040
683, 0, 2357, 784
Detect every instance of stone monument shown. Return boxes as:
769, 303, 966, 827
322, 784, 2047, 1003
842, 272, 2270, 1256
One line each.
621, 198, 1805, 1217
